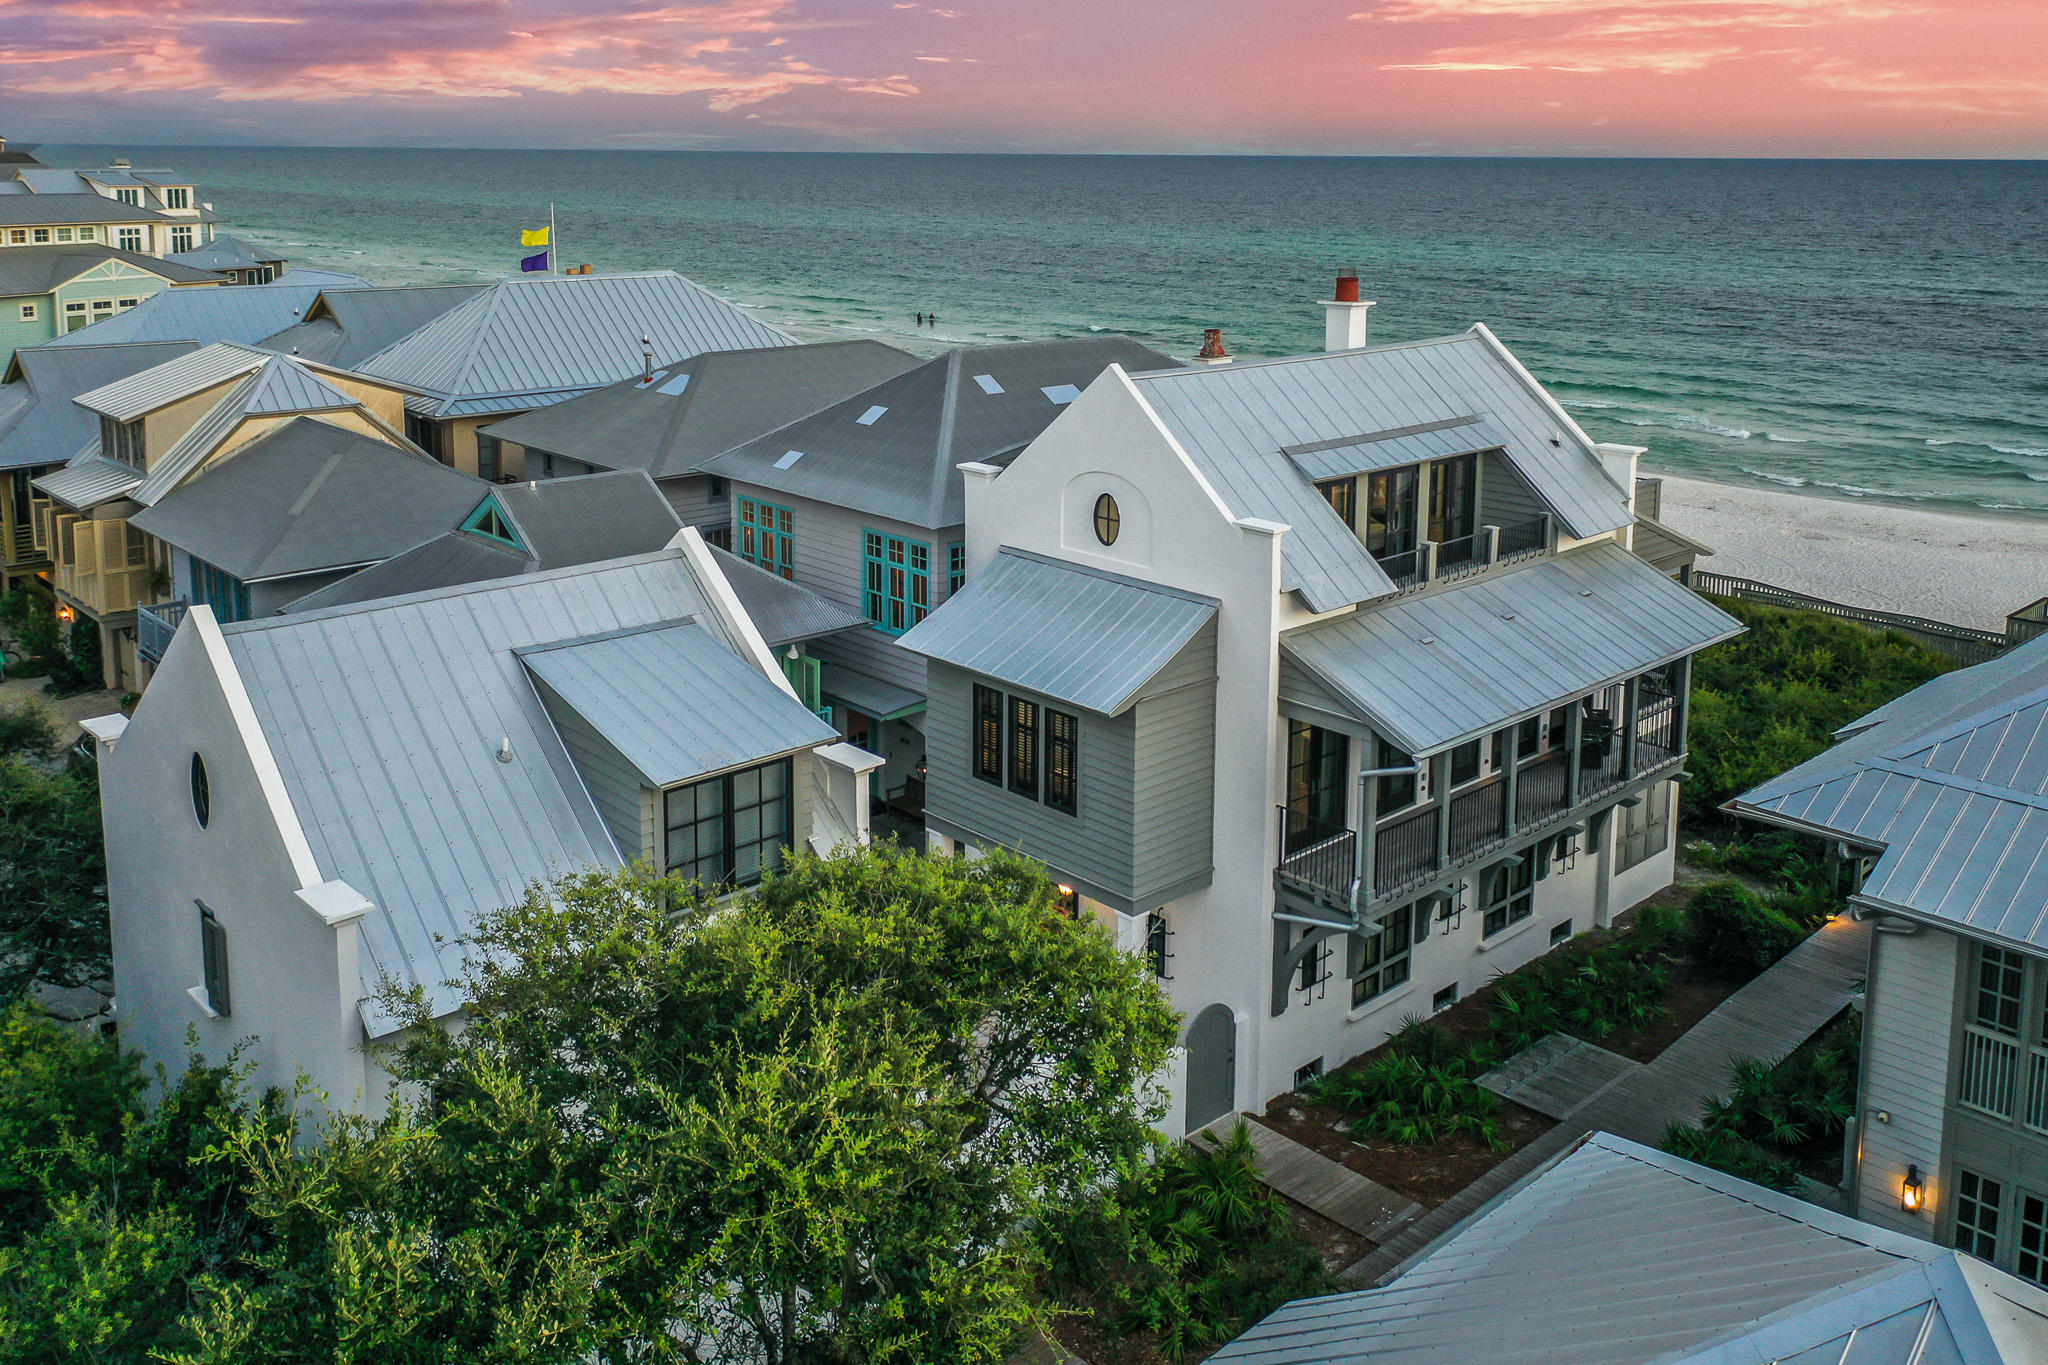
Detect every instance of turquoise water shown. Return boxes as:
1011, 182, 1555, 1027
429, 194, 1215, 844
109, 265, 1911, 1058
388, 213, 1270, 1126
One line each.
47, 147, 2048, 515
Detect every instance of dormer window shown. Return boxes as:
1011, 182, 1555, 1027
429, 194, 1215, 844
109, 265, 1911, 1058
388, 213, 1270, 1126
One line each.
101, 416, 145, 466
165, 187, 190, 209
460, 496, 524, 549
115, 187, 140, 206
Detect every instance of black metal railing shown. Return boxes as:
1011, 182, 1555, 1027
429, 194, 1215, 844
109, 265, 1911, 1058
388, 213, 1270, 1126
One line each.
1375, 804, 1440, 897
1635, 691, 1679, 768
1448, 776, 1507, 858
1373, 546, 1423, 589
1514, 750, 1570, 828
1495, 514, 1552, 559
1434, 532, 1483, 573
1276, 809, 1356, 902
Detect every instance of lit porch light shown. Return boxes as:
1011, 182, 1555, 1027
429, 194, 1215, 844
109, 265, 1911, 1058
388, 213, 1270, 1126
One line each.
1901, 1165, 1924, 1214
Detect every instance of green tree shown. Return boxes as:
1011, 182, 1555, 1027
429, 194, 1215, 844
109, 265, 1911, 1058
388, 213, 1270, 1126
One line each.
170, 845, 1180, 1364
0, 758, 110, 996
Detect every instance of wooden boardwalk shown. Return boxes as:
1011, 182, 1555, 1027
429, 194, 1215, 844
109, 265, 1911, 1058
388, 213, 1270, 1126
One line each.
1204, 1118, 1425, 1243
1337, 914, 1871, 1287
1476, 1034, 1639, 1120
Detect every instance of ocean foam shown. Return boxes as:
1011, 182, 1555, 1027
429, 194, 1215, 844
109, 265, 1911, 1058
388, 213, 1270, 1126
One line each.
1741, 467, 1809, 487
1992, 444, 2048, 459
1761, 433, 1808, 443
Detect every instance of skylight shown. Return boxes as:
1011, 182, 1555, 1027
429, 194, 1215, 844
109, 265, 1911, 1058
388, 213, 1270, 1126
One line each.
1041, 384, 1082, 405
856, 405, 887, 425
656, 372, 691, 396
774, 450, 805, 470
973, 374, 1005, 395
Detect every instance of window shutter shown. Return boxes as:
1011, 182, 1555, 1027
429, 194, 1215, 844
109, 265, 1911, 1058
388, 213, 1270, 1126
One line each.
199, 905, 230, 1016
783, 653, 822, 712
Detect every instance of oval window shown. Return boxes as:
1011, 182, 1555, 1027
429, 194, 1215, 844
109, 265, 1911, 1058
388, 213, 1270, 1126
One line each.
1092, 493, 1121, 547
190, 753, 210, 828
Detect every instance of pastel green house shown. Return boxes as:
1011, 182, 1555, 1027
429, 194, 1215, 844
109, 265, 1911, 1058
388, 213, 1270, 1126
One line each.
0, 245, 220, 367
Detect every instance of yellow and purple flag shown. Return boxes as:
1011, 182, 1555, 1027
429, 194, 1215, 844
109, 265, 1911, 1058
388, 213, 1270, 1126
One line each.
520, 226, 550, 247
520, 250, 550, 273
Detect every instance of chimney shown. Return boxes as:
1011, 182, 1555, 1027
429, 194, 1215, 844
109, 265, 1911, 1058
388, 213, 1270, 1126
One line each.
1323, 267, 1375, 352
1196, 327, 1232, 366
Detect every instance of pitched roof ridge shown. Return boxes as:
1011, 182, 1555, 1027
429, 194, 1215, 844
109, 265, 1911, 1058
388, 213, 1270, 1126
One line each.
995, 545, 1222, 607
928, 349, 966, 525
1129, 330, 1481, 382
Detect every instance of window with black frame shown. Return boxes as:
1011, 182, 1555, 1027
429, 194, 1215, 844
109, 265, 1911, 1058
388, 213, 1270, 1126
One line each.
1351, 904, 1413, 1008
1008, 696, 1039, 798
1365, 466, 1419, 566
1427, 451, 1477, 550
1376, 736, 1417, 812
1286, 720, 1348, 852
1317, 476, 1357, 529
972, 685, 1002, 783
664, 759, 792, 889
1045, 708, 1078, 815
1481, 850, 1536, 937
1449, 738, 1482, 787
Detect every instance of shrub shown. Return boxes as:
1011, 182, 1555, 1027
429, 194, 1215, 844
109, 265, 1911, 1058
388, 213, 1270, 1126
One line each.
62, 619, 101, 693
1308, 1040, 1506, 1152
0, 701, 59, 764
1662, 1015, 1859, 1192
12, 608, 59, 677
1661, 1121, 1801, 1192
1688, 880, 1808, 981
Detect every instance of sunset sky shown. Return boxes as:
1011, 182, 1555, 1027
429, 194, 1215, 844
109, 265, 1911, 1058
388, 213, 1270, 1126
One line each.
3, 0, 2043, 156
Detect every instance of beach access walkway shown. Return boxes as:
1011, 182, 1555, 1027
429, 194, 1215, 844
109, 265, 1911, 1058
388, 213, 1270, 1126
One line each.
1334, 911, 1871, 1286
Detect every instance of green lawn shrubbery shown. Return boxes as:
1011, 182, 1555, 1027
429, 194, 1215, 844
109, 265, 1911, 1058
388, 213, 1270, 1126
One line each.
1662, 1014, 1860, 1191
1687, 881, 1812, 982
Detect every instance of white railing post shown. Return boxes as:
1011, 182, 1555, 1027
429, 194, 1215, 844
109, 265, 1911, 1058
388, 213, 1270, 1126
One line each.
1482, 524, 1501, 565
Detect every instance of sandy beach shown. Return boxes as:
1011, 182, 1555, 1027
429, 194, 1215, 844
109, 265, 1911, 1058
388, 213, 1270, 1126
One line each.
1654, 474, 2048, 633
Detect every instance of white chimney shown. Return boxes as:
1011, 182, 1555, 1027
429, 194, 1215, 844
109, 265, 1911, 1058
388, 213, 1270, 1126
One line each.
1322, 267, 1374, 352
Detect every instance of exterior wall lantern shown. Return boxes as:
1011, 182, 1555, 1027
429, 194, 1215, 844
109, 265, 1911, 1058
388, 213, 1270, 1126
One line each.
1901, 1164, 1924, 1214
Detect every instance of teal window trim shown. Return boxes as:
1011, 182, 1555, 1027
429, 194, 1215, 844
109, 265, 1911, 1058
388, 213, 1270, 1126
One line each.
191, 556, 251, 625
862, 529, 929, 634
737, 496, 795, 580
947, 542, 965, 595
460, 496, 524, 550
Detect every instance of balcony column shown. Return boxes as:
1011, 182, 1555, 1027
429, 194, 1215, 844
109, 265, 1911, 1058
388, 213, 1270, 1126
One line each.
1621, 677, 1640, 777
1502, 724, 1522, 831
1420, 541, 1438, 584
1482, 524, 1501, 565
1355, 761, 1380, 909
1673, 655, 1693, 760
1432, 752, 1452, 875
1565, 702, 1583, 806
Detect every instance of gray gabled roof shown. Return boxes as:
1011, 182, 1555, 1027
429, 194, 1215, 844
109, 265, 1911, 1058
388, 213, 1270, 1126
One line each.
1281, 541, 1742, 756
0, 194, 169, 226
709, 546, 866, 648
36, 276, 352, 349
162, 234, 282, 272
351, 272, 797, 418
129, 417, 483, 581
0, 340, 196, 472
258, 284, 487, 368
33, 453, 141, 508
520, 619, 836, 788
216, 548, 800, 1028
700, 337, 1180, 529
1127, 328, 1635, 613
898, 548, 1219, 716
0, 243, 219, 297
1211, 1132, 2046, 1365
72, 340, 269, 420
482, 340, 920, 480
1730, 636, 2048, 951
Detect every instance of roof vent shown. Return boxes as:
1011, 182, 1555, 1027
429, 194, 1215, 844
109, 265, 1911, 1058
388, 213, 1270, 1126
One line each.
1196, 328, 1232, 365
640, 333, 653, 384
1551, 431, 1564, 447
1418, 635, 1436, 645
496, 736, 514, 764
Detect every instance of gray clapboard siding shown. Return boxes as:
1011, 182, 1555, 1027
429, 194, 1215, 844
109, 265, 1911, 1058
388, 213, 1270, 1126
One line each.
1481, 450, 1550, 532
656, 472, 727, 530
531, 677, 645, 861
252, 569, 354, 618
1132, 676, 1217, 896
1856, 925, 1958, 1237
733, 484, 963, 697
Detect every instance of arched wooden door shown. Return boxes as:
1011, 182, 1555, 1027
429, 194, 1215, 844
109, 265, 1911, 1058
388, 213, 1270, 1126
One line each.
1184, 1004, 1237, 1133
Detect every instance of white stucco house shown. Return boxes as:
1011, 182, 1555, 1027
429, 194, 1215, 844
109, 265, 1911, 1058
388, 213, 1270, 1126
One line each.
86, 531, 881, 1110
898, 279, 1744, 1137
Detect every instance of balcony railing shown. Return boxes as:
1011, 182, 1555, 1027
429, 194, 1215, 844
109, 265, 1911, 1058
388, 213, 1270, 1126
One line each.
1277, 811, 1357, 904
2028, 1046, 2048, 1135
1375, 804, 1440, 899
1370, 515, 1554, 593
1448, 775, 1507, 859
1515, 750, 1570, 827
1495, 514, 1552, 560
1959, 1025, 2020, 1118
137, 599, 190, 665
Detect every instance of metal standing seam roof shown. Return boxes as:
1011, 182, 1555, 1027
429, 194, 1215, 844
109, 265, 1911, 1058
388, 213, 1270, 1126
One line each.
0, 244, 221, 296
698, 337, 1181, 529
280, 531, 534, 613
897, 547, 1220, 716
128, 417, 486, 582
70, 340, 269, 419
257, 284, 488, 369
484, 471, 683, 566
519, 619, 837, 788
0, 340, 197, 473
479, 340, 921, 481
708, 546, 866, 648
1280, 415, 1511, 482
32, 453, 142, 508
1210, 1132, 2043, 1365
36, 277, 360, 350
0, 194, 171, 226
162, 234, 279, 272
215, 549, 775, 1029
1281, 540, 1743, 757
351, 272, 798, 417
1127, 328, 1635, 613
1729, 636, 2048, 951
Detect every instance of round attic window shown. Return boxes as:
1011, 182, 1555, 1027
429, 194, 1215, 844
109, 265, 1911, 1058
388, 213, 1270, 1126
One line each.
190, 753, 210, 829
1092, 493, 1121, 546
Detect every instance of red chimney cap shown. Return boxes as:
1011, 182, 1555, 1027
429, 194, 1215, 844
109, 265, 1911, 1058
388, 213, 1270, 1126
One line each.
1334, 269, 1361, 303
1197, 327, 1230, 360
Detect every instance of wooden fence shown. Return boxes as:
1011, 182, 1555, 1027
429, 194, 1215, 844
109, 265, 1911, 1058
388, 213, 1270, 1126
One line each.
1694, 572, 2012, 665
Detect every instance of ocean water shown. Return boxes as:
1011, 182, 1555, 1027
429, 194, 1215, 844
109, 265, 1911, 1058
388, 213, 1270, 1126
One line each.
46, 147, 2048, 516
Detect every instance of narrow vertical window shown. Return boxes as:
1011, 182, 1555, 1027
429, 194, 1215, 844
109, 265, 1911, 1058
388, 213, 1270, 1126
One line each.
1955, 1170, 2003, 1260
199, 902, 230, 1016
189, 753, 210, 827
1045, 707, 1078, 814
1317, 476, 1357, 529
1146, 911, 1171, 979
972, 686, 1002, 784
1008, 696, 1039, 798
737, 497, 795, 579
863, 530, 930, 633
947, 542, 966, 595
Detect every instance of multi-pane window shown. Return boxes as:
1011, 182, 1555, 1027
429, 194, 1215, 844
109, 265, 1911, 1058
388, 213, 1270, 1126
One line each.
1427, 451, 1477, 547
170, 226, 194, 253
165, 187, 190, 209
1975, 946, 2025, 1036
117, 227, 143, 252
1286, 721, 1348, 851
947, 542, 965, 595
1955, 1170, 2003, 1260
1377, 737, 1417, 812
1045, 708, 1079, 815
1317, 476, 1356, 529
115, 188, 140, 206
737, 497, 795, 579
16, 304, 34, 322
1482, 850, 1536, 937
55, 227, 73, 243
973, 685, 1002, 784
1365, 466, 1419, 561
664, 759, 792, 889
1449, 738, 1482, 787
863, 530, 929, 633
2021, 1193, 2048, 1288
77, 227, 96, 242
1145, 911, 1171, 979
404, 413, 446, 462
1008, 697, 1039, 798
192, 557, 251, 624
1352, 904, 1413, 1008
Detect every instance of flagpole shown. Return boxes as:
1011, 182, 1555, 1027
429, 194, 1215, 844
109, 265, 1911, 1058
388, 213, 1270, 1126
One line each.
550, 201, 559, 276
